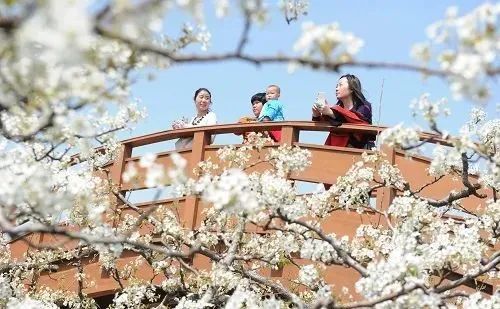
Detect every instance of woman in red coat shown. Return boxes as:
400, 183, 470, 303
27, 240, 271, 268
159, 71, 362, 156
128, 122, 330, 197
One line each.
312, 74, 375, 149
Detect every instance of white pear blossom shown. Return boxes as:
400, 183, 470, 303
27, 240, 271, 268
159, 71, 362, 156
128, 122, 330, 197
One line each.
298, 264, 321, 287
413, 3, 500, 101
428, 145, 463, 177
267, 144, 311, 177
0, 1, 499, 308
202, 169, 259, 214
379, 124, 421, 149
410, 94, 450, 127
7, 297, 58, 309
294, 22, 364, 61
279, 0, 309, 22
112, 284, 159, 309
214, 0, 230, 18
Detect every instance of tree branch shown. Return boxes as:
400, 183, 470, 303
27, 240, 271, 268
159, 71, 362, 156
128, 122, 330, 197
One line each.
93, 25, 500, 79
277, 213, 369, 277
236, 11, 252, 55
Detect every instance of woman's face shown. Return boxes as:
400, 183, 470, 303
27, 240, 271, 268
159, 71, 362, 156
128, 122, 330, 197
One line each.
195, 90, 211, 112
251, 100, 263, 117
335, 77, 352, 100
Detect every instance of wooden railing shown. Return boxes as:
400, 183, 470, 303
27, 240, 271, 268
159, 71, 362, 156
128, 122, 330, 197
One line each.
108, 121, 451, 215
11, 121, 493, 301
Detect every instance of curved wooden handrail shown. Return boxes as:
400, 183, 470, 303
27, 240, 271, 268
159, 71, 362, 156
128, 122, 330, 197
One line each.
70, 121, 450, 165
120, 121, 450, 148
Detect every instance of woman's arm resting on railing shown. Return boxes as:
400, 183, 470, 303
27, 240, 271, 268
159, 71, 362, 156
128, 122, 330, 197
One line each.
312, 105, 342, 127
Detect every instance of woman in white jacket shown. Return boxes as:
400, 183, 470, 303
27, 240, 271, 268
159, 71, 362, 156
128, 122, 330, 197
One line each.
173, 88, 217, 150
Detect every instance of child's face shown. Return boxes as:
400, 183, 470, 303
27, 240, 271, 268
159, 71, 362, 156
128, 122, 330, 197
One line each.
265, 86, 280, 100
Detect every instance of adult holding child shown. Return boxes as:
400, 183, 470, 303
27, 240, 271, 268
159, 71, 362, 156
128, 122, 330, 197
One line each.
236, 92, 268, 143
239, 92, 267, 123
258, 84, 284, 142
312, 74, 375, 149
173, 88, 217, 150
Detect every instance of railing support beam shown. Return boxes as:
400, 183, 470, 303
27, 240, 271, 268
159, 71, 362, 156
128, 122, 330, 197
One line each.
377, 144, 396, 211
109, 144, 132, 226
280, 125, 299, 145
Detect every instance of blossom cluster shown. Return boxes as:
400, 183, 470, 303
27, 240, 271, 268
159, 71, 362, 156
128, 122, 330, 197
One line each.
411, 3, 500, 101
294, 22, 364, 61
0, 1, 498, 308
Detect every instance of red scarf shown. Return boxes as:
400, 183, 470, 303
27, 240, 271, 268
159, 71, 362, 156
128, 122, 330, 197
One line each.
324, 105, 369, 147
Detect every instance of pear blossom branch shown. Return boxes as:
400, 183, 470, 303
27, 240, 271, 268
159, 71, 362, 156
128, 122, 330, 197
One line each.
460, 152, 486, 199
92, 17, 500, 79
0, 261, 59, 274
331, 284, 426, 309
1, 222, 198, 260
414, 175, 445, 194
426, 184, 482, 207
276, 212, 369, 277
433, 251, 500, 294
95, 26, 483, 78
235, 267, 304, 307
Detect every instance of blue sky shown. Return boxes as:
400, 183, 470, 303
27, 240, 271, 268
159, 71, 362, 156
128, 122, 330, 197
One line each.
126, 0, 498, 150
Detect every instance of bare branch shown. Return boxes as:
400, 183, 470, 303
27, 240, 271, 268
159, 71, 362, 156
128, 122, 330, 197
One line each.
236, 11, 252, 55
414, 175, 445, 194
427, 182, 483, 207
460, 152, 486, 199
433, 251, 500, 293
276, 212, 369, 277
235, 267, 304, 307
92, 25, 500, 80
333, 284, 424, 309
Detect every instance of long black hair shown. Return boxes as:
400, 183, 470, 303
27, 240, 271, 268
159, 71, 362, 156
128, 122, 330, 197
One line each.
337, 74, 372, 124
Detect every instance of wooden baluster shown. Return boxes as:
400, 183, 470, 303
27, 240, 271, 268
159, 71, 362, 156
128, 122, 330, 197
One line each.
279, 125, 299, 146
183, 131, 210, 229
109, 143, 132, 226
377, 144, 396, 211
184, 131, 212, 270
268, 125, 299, 277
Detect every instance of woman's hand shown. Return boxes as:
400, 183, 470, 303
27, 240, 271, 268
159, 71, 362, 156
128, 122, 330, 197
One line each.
312, 105, 321, 117
320, 105, 334, 117
172, 121, 186, 129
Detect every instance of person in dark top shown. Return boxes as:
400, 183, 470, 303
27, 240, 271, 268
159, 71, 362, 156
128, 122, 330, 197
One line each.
237, 92, 268, 143
312, 74, 375, 149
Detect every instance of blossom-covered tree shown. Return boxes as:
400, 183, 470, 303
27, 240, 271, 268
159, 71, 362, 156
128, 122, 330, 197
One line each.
0, 1, 499, 308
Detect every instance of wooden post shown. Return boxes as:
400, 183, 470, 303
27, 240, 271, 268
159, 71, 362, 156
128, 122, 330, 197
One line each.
183, 131, 210, 230
184, 131, 212, 270
280, 125, 299, 145
109, 143, 132, 226
377, 144, 396, 211
270, 125, 299, 275
110, 144, 132, 189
